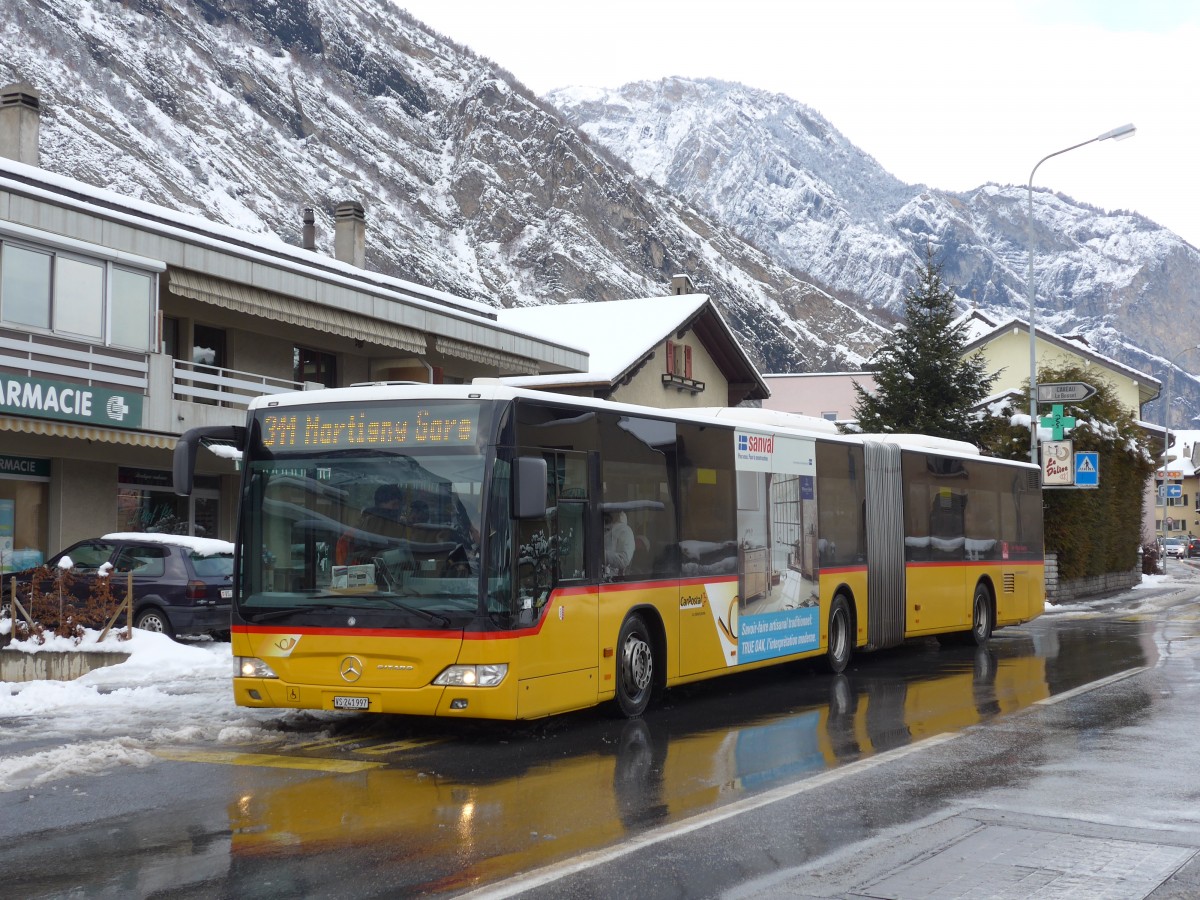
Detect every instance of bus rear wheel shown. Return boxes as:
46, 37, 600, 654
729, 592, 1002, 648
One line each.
969, 583, 994, 646
826, 595, 852, 674
614, 614, 655, 718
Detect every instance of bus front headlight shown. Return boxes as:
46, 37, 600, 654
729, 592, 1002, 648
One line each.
433, 663, 508, 687
236, 657, 279, 679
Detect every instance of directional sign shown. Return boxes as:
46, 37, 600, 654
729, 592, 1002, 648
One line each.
1165, 483, 1183, 499
1074, 451, 1099, 488
1037, 381, 1097, 403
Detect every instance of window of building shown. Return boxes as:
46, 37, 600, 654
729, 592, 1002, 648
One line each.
0, 243, 51, 328
294, 345, 337, 387
822, 411, 838, 421
117, 468, 221, 537
663, 340, 704, 394
54, 256, 104, 339
111, 268, 154, 349
193, 324, 226, 368
0, 239, 156, 350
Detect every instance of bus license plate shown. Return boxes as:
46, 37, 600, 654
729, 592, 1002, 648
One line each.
334, 696, 369, 710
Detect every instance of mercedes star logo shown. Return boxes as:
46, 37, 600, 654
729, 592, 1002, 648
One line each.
339, 656, 363, 683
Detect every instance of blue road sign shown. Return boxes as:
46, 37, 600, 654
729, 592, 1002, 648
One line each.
1075, 451, 1099, 487
1167, 483, 1183, 499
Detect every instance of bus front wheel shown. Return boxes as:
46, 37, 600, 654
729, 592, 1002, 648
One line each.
614, 614, 655, 718
826, 595, 852, 674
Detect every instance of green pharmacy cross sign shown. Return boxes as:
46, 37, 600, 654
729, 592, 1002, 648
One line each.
1039, 404, 1076, 440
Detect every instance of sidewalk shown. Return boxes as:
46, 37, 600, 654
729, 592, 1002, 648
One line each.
733, 569, 1200, 900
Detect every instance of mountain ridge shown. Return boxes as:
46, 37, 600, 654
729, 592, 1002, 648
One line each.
2, 1, 1196, 421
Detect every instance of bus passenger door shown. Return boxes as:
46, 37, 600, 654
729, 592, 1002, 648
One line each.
515, 450, 599, 718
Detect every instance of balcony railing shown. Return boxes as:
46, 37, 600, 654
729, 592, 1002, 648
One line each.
0, 327, 148, 391
172, 359, 307, 408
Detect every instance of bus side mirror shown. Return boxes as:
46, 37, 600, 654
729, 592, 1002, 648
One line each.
514, 456, 548, 520
174, 425, 246, 496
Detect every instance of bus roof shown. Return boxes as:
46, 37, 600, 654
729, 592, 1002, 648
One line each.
247, 383, 1030, 468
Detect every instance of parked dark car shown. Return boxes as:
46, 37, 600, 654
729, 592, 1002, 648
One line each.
2, 533, 233, 639
1189, 537, 1200, 559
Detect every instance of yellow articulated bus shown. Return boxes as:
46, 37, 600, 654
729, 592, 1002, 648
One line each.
173, 383, 1044, 720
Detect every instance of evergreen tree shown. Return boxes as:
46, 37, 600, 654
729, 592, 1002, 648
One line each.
848, 247, 996, 443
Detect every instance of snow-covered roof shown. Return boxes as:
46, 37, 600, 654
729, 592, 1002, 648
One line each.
495, 294, 767, 398
0, 158, 587, 370
957, 309, 1160, 391
497, 294, 708, 386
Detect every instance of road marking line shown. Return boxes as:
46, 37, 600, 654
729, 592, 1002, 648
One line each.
459, 665, 1152, 900
153, 748, 384, 773
1032, 666, 1147, 706
458, 731, 962, 899
355, 738, 445, 755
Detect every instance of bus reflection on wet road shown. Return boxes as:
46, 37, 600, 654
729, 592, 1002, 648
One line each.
219, 612, 1151, 896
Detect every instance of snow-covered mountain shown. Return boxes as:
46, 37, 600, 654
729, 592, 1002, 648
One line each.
0, 0, 884, 373
4, 2, 1196, 421
550, 78, 1200, 420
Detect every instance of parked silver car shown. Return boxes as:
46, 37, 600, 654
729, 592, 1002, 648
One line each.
1163, 537, 1187, 559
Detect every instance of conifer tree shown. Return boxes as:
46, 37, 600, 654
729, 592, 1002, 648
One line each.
849, 247, 996, 443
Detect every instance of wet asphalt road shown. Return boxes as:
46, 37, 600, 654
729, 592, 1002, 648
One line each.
3, 570, 1199, 898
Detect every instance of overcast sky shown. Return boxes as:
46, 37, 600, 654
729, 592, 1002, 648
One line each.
398, 0, 1199, 248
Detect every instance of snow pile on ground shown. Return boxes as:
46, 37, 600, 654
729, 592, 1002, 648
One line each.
0, 628, 300, 791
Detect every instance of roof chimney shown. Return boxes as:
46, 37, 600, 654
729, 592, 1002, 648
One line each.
0, 82, 41, 167
302, 207, 317, 251
334, 201, 366, 268
671, 273, 695, 295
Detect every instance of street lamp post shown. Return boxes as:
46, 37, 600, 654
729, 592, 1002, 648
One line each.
1159, 346, 1200, 573
1027, 123, 1136, 464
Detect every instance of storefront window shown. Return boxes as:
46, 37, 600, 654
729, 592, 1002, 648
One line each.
118, 468, 221, 537
0, 456, 51, 572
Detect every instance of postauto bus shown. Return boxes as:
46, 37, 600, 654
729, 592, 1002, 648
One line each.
173, 383, 1044, 720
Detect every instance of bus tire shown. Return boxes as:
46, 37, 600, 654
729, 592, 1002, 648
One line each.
826, 595, 853, 674
969, 583, 994, 646
614, 614, 655, 718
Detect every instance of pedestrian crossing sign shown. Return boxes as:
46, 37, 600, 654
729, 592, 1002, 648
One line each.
1075, 451, 1099, 488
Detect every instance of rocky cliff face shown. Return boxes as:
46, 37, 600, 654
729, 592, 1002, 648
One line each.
5, 2, 1196, 418
0, 0, 883, 372
550, 78, 1200, 420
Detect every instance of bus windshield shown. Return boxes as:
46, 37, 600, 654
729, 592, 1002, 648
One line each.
238, 400, 491, 622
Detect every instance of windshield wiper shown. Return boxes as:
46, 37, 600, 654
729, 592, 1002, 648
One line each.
243, 597, 451, 627
244, 603, 342, 623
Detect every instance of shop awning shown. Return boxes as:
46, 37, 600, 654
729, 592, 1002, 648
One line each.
169, 270, 428, 355
0, 415, 176, 449
434, 336, 539, 375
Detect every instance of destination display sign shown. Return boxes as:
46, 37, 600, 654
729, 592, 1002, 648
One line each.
257, 403, 482, 451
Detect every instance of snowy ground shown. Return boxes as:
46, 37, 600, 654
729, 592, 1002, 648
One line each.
0, 629, 324, 792
3, 564, 1198, 793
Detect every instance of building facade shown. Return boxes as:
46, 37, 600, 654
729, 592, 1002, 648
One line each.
0, 85, 587, 566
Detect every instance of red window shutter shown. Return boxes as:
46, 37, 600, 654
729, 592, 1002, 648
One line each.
666, 340, 675, 374
684, 345, 693, 379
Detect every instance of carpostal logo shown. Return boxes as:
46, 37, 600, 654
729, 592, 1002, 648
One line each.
737, 432, 774, 459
